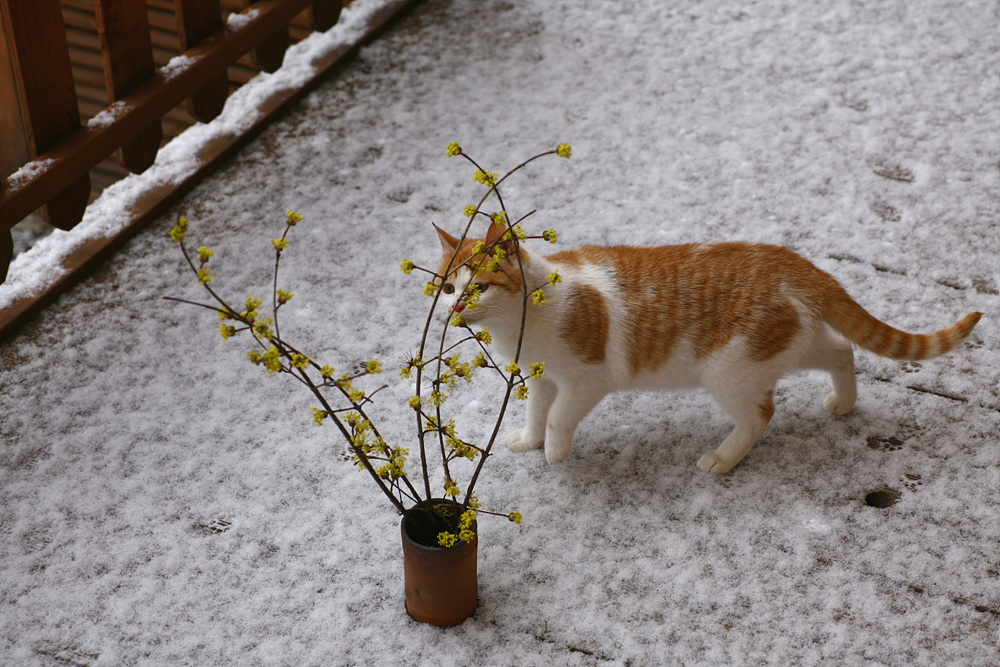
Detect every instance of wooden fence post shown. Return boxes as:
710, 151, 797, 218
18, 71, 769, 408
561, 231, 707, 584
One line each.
0, 6, 27, 281
245, 0, 289, 72
94, 0, 163, 174
175, 0, 228, 123
0, 0, 90, 231
309, 0, 343, 31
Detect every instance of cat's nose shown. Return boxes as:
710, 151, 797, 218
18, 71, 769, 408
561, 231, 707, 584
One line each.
454, 301, 466, 313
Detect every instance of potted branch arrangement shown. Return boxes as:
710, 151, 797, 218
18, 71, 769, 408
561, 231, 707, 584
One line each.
168, 143, 571, 627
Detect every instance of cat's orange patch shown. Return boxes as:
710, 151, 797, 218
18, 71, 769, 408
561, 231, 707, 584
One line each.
549, 243, 825, 374
559, 285, 608, 364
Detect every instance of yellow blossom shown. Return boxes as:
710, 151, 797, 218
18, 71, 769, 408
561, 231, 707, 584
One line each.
556, 143, 572, 158
505, 361, 520, 375
508, 511, 522, 524
286, 210, 303, 225
276, 289, 294, 305
529, 362, 545, 379
197, 268, 215, 285
197, 246, 214, 263
532, 289, 547, 305
312, 408, 328, 426
464, 205, 477, 217
476, 328, 492, 345
423, 282, 438, 297
218, 323, 236, 340
446, 141, 462, 157
472, 169, 498, 187
366, 359, 383, 374
543, 228, 558, 244
408, 396, 421, 409
547, 272, 562, 285
169, 216, 188, 243
272, 238, 289, 251
400, 259, 415, 274
515, 385, 529, 400
443, 478, 460, 498
320, 365, 335, 379
450, 313, 465, 327
457, 509, 477, 542
290, 353, 309, 369
247, 349, 263, 365
502, 225, 527, 242
262, 346, 282, 373
252, 319, 273, 341
437, 532, 458, 548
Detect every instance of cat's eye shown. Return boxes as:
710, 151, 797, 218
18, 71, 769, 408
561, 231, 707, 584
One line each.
442, 283, 455, 295
474, 283, 489, 293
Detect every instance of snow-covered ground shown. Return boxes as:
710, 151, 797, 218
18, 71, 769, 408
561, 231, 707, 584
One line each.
2, 0, 999, 664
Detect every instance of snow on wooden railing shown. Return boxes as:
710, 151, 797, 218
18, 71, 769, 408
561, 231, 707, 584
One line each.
0, 0, 344, 285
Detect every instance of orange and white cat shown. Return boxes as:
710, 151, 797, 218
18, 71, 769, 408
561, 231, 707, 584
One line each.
434, 223, 982, 473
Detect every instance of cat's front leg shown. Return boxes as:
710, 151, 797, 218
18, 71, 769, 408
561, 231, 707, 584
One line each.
542, 383, 606, 464
506, 377, 557, 453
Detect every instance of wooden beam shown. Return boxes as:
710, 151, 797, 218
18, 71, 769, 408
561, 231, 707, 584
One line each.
174, 0, 228, 122
95, 0, 163, 173
245, 0, 290, 73
309, 0, 343, 31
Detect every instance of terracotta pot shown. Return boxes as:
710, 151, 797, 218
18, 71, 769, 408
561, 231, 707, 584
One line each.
400, 501, 478, 627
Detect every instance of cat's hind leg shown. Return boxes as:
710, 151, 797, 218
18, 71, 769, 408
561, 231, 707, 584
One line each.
506, 377, 557, 453
698, 385, 776, 474
800, 327, 856, 416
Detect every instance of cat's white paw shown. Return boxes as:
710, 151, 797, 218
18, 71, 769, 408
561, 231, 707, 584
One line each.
697, 450, 736, 474
545, 444, 571, 465
506, 429, 543, 453
823, 393, 854, 415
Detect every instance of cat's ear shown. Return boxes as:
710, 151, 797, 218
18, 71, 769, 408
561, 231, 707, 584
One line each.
484, 219, 514, 254
434, 224, 460, 254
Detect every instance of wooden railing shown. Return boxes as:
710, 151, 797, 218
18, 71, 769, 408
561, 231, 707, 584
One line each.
0, 0, 343, 279
0, 0, 416, 341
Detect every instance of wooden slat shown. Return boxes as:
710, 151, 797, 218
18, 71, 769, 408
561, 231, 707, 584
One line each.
0, 227, 11, 284
95, 0, 163, 173
0, 1, 30, 183
1, 0, 90, 232
244, 0, 290, 73
174, 0, 228, 122
309, 0, 342, 31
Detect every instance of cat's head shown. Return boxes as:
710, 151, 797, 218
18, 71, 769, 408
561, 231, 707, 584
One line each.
434, 223, 526, 326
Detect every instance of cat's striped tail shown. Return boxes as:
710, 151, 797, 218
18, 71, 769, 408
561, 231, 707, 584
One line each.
824, 294, 982, 361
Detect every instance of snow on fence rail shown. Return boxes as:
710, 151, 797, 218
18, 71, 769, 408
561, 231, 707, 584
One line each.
0, 0, 414, 342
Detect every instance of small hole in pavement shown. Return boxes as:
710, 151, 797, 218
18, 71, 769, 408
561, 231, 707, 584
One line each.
865, 488, 901, 508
